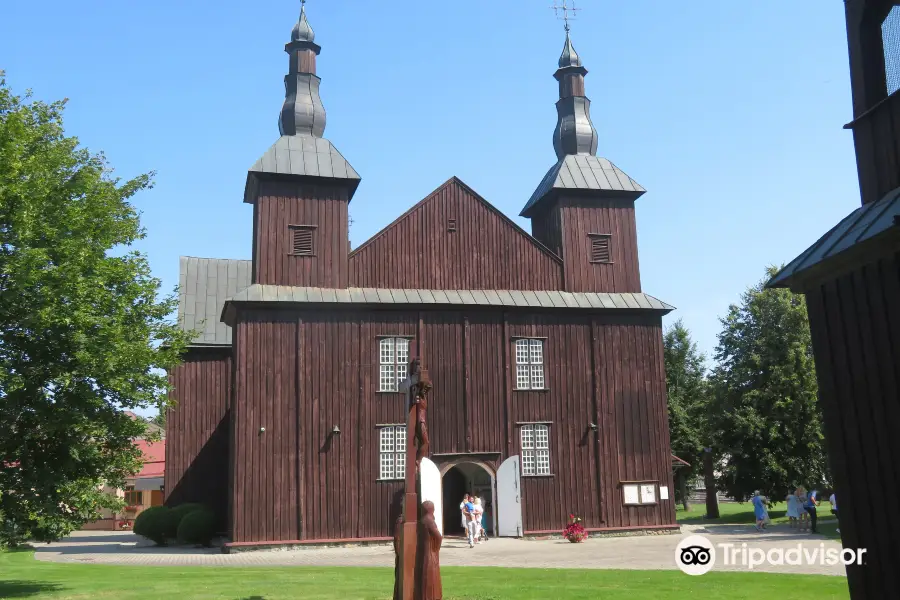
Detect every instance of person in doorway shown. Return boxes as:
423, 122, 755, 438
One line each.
829, 492, 839, 533
751, 490, 767, 531
805, 489, 820, 534
463, 496, 478, 548
459, 494, 472, 533
472, 497, 485, 544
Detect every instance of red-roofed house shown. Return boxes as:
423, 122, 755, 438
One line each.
81, 423, 166, 530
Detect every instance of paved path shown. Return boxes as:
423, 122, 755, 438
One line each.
33, 524, 847, 576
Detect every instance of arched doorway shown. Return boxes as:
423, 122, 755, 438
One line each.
440, 461, 495, 537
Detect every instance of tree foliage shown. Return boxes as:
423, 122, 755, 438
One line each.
0, 75, 191, 547
663, 319, 707, 480
706, 266, 828, 501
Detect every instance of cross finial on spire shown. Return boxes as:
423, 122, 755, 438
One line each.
551, 0, 580, 33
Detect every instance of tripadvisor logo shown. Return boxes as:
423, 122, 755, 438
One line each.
675, 534, 868, 575
676, 535, 716, 576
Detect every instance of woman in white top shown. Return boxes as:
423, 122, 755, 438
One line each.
472, 497, 485, 545
786, 489, 802, 529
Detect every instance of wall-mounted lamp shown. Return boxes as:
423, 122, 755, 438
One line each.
589, 423, 598, 432
332, 425, 341, 435
259, 427, 266, 434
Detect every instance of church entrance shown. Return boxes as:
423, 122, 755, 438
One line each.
440, 462, 494, 537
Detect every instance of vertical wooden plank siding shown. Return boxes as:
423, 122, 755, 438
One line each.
253, 180, 350, 288
348, 179, 563, 290
230, 311, 299, 542
228, 307, 674, 543
804, 252, 900, 599
850, 92, 900, 206
165, 348, 231, 531
556, 196, 642, 293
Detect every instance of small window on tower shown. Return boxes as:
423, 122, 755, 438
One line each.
290, 225, 316, 256
448, 218, 457, 232
589, 234, 611, 264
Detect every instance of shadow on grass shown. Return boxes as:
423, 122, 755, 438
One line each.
0, 580, 64, 598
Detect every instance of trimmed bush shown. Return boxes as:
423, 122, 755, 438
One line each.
167, 503, 205, 538
133, 506, 174, 545
176, 507, 216, 546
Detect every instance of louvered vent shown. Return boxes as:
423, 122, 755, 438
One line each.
590, 235, 611, 263
448, 218, 457, 232
291, 226, 315, 256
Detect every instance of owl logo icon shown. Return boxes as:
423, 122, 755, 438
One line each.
676, 535, 716, 575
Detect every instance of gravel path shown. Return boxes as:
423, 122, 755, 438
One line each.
33, 524, 849, 576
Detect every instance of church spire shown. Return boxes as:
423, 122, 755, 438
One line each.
279, 0, 326, 137
551, 29, 598, 159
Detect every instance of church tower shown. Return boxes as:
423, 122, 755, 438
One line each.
522, 29, 645, 293
244, 2, 360, 288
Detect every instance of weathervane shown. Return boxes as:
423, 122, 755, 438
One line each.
551, 0, 580, 33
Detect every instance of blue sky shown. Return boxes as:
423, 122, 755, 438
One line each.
2, 0, 858, 372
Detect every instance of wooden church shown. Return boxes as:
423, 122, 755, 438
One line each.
165, 4, 678, 548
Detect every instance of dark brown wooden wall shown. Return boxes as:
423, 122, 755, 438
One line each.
252, 180, 350, 287
165, 347, 231, 530
229, 306, 675, 543
804, 251, 900, 599
850, 90, 900, 206
348, 178, 563, 290
553, 196, 641, 293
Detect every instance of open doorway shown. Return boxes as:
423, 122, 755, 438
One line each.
441, 462, 494, 536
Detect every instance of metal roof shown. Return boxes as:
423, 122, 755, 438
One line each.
221, 285, 674, 324
243, 4, 360, 203
178, 257, 252, 346
521, 154, 645, 217
768, 186, 900, 289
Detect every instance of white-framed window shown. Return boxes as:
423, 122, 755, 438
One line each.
514, 339, 545, 390
378, 425, 406, 480
623, 483, 657, 505
520, 424, 551, 476
378, 337, 410, 392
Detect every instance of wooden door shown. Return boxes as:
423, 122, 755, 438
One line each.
497, 456, 522, 537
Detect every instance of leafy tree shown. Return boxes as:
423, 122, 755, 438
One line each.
663, 319, 707, 510
150, 411, 166, 430
706, 266, 828, 502
0, 75, 191, 547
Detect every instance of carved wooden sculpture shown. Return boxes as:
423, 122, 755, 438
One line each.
416, 500, 443, 600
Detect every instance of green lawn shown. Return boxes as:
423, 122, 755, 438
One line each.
0, 548, 850, 600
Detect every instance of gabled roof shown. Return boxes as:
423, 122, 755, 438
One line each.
135, 439, 165, 479
521, 155, 645, 218
351, 176, 562, 263
178, 256, 252, 346
243, 135, 361, 203
768, 186, 900, 289
222, 285, 674, 325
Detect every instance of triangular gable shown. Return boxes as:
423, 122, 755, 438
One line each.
349, 177, 563, 290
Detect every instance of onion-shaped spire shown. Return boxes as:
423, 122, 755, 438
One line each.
558, 31, 582, 68
280, 0, 326, 138
291, 0, 315, 42
552, 30, 597, 158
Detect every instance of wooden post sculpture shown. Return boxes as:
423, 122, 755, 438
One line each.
416, 500, 443, 600
394, 356, 440, 600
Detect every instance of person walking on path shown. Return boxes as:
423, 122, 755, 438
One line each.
472, 497, 485, 544
829, 492, 838, 533
786, 489, 802, 529
797, 487, 810, 532
752, 491, 768, 531
805, 489, 820, 534
463, 497, 479, 548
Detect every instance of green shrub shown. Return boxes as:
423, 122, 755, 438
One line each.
167, 503, 205, 538
133, 506, 174, 545
176, 507, 216, 546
